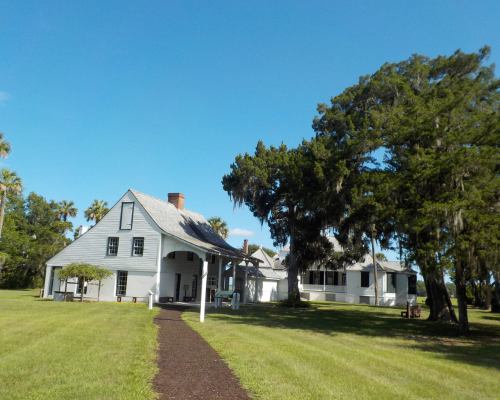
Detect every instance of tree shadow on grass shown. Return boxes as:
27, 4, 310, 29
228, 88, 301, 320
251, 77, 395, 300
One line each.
184, 302, 500, 371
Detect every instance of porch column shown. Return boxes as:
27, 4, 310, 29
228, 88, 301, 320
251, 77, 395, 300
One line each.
218, 257, 223, 290
243, 261, 249, 304
200, 257, 209, 323
232, 261, 236, 291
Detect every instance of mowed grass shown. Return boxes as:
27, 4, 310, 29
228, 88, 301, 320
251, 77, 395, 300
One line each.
0, 290, 158, 400
184, 301, 500, 400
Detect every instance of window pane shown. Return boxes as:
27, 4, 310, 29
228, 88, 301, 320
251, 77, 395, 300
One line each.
133, 237, 144, 256
341, 273, 347, 286
326, 271, 334, 285
107, 237, 119, 256
333, 271, 339, 286
120, 202, 134, 230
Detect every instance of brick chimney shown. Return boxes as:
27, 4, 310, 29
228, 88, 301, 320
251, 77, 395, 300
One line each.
243, 239, 249, 254
167, 193, 185, 210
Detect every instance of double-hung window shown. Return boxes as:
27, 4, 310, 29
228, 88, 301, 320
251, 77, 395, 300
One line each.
116, 271, 128, 296
107, 237, 119, 256
132, 237, 144, 256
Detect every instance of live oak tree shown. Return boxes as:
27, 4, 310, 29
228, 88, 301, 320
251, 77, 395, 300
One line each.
315, 47, 499, 333
223, 141, 333, 305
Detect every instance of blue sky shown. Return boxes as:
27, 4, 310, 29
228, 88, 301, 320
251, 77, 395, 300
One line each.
1, 0, 499, 256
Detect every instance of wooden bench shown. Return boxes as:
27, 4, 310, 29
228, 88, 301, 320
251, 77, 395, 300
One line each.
159, 296, 174, 303
401, 303, 421, 319
116, 296, 147, 303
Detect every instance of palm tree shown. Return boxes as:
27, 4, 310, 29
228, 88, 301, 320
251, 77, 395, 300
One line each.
57, 200, 78, 222
207, 216, 228, 239
0, 133, 11, 158
0, 169, 22, 239
84, 200, 109, 225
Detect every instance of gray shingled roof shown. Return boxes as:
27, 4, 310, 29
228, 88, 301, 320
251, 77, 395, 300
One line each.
238, 247, 288, 281
130, 189, 256, 261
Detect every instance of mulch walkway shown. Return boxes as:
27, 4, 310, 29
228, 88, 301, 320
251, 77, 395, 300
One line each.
153, 305, 250, 400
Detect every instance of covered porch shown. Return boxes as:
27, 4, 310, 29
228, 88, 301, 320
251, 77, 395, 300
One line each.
155, 235, 258, 321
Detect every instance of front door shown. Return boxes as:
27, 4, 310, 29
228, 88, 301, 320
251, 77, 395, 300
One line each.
192, 274, 198, 300
175, 273, 181, 301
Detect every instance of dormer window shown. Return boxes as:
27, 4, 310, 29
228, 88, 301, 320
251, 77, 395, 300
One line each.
120, 202, 134, 230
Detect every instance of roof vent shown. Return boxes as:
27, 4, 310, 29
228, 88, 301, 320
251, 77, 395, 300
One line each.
167, 193, 185, 210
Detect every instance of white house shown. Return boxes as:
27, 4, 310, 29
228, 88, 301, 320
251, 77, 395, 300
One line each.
43, 190, 257, 308
236, 247, 288, 302
296, 238, 418, 306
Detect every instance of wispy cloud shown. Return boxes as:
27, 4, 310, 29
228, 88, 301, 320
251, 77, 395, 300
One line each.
229, 228, 254, 237
0, 91, 11, 105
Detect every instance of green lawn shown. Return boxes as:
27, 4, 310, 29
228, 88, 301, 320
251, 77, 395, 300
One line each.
184, 301, 500, 400
0, 290, 158, 400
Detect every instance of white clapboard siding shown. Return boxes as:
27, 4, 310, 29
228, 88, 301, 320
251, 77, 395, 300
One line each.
48, 191, 160, 272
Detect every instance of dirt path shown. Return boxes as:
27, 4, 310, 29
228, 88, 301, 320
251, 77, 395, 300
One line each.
153, 306, 250, 400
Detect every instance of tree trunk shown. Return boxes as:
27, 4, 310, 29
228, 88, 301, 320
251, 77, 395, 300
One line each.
80, 279, 85, 302
471, 280, 484, 308
0, 191, 7, 239
455, 259, 470, 335
423, 268, 457, 322
370, 227, 379, 306
490, 272, 500, 313
481, 280, 492, 310
287, 234, 300, 305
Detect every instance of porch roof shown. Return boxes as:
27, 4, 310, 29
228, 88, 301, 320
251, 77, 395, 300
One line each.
130, 189, 259, 263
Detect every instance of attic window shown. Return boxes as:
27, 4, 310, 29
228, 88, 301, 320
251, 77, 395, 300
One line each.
120, 202, 134, 230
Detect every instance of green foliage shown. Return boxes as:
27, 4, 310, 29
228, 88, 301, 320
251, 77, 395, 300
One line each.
0, 132, 10, 158
58, 263, 112, 282
84, 199, 109, 224
224, 47, 499, 328
375, 253, 387, 261
207, 216, 229, 239
0, 192, 71, 288
222, 140, 335, 302
57, 200, 77, 222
